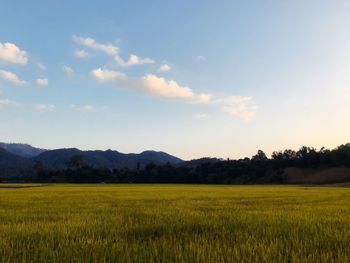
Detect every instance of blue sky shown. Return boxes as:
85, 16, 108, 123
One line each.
0, 1, 349, 160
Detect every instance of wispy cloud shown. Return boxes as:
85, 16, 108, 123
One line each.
77, 36, 257, 121
0, 98, 21, 108
74, 36, 155, 67
36, 78, 48, 86
91, 68, 210, 103
115, 54, 155, 67
142, 74, 210, 103
158, 64, 171, 72
0, 42, 28, 65
62, 65, 74, 78
71, 104, 94, 112
74, 49, 89, 59
34, 103, 55, 112
73, 36, 119, 56
0, 70, 28, 87
91, 68, 256, 120
216, 96, 257, 121
92, 68, 127, 83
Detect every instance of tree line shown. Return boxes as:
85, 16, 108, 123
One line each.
13, 143, 350, 184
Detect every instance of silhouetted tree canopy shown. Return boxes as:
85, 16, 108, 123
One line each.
13, 143, 350, 184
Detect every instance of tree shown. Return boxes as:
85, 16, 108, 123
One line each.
68, 155, 84, 169
33, 161, 45, 175
252, 150, 268, 161
137, 162, 140, 171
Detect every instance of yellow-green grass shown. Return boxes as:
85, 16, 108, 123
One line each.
1, 184, 350, 262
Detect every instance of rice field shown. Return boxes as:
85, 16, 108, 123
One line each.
0, 184, 350, 262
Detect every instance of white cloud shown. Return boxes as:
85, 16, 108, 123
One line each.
71, 104, 94, 112
0, 98, 21, 108
197, 55, 206, 61
0, 70, 28, 87
115, 54, 155, 67
91, 68, 210, 103
34, 104, 55, 112
0, 42, 28, 65
73, 36, 119, 56
218, 96, 257, 121
158, 64, 171, 72
194, 113, 211, 120
142, 74, 210, 102
62, 65, 74, 78
91, 68, 127, 83
74, 49, 89, 59
36, 78, 48, 86
91, 69, 257, 120
74, 36, 155, 67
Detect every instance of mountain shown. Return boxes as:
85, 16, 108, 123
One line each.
0, 143, 46, 158
137, 150, 183, 165
0, 148, 33, 178
33, 148, 183, 170
0, 143, 183, 178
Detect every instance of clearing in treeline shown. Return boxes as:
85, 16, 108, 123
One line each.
1, 184, 350, 262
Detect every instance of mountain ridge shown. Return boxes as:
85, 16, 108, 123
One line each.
0, 143, 47, 158
0, 143, 184, 178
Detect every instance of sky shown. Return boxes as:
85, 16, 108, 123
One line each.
0, 0, 350, 160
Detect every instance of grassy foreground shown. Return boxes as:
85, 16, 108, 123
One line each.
0, 185, 350, 262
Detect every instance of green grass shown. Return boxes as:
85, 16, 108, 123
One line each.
1, 184, 350, 262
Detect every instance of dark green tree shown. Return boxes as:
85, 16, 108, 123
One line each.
68, 155, 84, 169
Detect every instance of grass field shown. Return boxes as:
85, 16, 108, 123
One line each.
1, 184, 350, 262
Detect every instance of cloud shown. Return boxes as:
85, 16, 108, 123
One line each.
62, 65, 74, 78
0, 70, 28, 87
71, 104, 94, 112
91, 68, 127, 83
34, 104, 55, 112
218, 96, 257, 121
73, 36, 119, 56
74, 36, 155, 67
142, 74, 210, 102
36, 78, 48, 86
0, 42, 28, 65
115, 54, 155, 67
79, 35, 257, 120
91, 69, 257, 120
0, 98, 21, 108
158, 64, 171, 72
91, 68, 210, 103
74, 49, 89, 59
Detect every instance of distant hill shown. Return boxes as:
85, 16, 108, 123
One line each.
34, 148, 183, 170
0, 148, 33, 178
0, 143, 183, 178
0, 143, 46, 158
1, 141, 350, 184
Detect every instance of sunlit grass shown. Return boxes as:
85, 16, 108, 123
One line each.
0, 184, 350, 262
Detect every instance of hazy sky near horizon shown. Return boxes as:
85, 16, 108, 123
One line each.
0, 1, 350, 160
